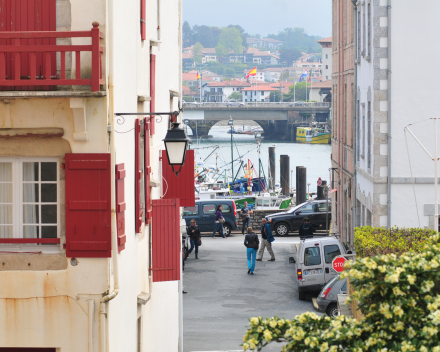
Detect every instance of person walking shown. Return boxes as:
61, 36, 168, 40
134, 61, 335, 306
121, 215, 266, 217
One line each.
187, 219, 201, 259
256, 218, 275, 261
240, 201, 253, 235
244, 227, 259, 274
212, 205, 226, 239
299, 217, 321, 237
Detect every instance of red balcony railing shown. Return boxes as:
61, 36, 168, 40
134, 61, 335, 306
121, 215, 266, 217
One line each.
0, 22, 104, 92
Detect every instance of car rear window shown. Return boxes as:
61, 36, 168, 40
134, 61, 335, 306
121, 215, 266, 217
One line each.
203, 204, 216, 215
324, 245, 341, 264
183, 206, 198, 216
304, 247, 321, 266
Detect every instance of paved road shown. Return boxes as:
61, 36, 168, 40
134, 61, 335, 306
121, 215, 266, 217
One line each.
183, 233, 319, 352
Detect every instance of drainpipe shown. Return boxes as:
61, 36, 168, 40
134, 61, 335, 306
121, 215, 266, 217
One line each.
386, 0, 392, 228
101, 1, 120, 352
351, 0, 357, 248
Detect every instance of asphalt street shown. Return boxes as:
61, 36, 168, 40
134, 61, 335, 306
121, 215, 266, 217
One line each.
183, 232, 319, 352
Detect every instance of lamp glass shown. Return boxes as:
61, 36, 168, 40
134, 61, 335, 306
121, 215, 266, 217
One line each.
164, 141, 187, 165
228, 119, 233, 126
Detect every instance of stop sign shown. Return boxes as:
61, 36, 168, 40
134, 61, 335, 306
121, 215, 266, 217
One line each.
332, 256, 347, 273
317, 177, 322, 186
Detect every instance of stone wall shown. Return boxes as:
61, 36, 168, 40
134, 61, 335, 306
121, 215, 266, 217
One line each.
236, 209, 286, 232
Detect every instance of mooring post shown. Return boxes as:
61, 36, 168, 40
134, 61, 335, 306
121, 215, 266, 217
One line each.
296, 166, 307, 205
280, 155, 290, 196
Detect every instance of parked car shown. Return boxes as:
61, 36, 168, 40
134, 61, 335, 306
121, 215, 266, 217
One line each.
225, 99, 244, 107
266, 200, 331, 236
314, 274, 347, 317
182, 200, 238, 236
289, 236, 346, 300
289, 101, 307, 107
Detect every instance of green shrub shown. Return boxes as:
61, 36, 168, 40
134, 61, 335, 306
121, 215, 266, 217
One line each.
354, 226, 435, 258
243, 231, 440, 351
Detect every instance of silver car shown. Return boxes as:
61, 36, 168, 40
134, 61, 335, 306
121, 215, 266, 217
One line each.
314, 274, 347, 317
225, 99, 244, 107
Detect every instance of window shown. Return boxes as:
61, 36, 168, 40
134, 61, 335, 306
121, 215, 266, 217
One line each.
356, 99, 360, 162
222, 204, 232, 213
362, 104, 365, 159
367, 101, 371, 169
362, 7, 366, 55
357, 9, 361, 60
326, 65, 328, 69
341, 281, 347, 293
368, 3, 371, 57
324, 245, 341, 263
317, 202, 331, 212
245, 91, 248, 96
304, 247, 321, 266
261, 91, 264, 95
183, 206, 198, 216
326, 54, 328, 59
0, 158, 59, 241
202, 204, 216, 215
298, 203, 315, 213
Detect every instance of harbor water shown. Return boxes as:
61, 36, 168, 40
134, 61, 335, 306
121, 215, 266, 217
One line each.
188, 124, 332, 193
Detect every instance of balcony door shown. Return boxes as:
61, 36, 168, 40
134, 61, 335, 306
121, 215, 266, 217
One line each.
0, 0, 56, 90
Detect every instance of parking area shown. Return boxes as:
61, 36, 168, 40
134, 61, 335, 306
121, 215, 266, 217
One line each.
183, 233, 321, 352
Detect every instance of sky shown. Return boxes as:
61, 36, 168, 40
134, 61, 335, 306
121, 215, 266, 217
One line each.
183, 0, 331, 38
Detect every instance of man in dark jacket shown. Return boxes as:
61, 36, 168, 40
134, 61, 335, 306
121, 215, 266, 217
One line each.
256, 218, 275, 261
240, 201, 253, 235
299, 217, 320, 237
187, 219, 201, 259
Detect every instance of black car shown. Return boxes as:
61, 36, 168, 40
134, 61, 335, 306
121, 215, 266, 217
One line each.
266, 200, 331, 236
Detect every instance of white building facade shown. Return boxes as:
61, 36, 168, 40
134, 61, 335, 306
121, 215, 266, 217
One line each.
355, 0, 440, 230
318, 37, 332, 81
0, 1, 187, 352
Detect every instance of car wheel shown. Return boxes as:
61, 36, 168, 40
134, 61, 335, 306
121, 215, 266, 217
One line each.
223, 223, 232, 237
239, 104, 244, 107
326, 303, 338, 318
275, 223, 289, 236
298, 291, 306, 301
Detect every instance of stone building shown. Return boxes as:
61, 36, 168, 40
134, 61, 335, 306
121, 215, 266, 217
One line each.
354, 1, 440, 230
331, 0, 356, 246
318, 37, 333, 81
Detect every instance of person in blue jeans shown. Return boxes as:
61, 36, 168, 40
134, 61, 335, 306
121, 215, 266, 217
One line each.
212, 205, 225, 239
244, 227, 259, 274
187, 219, 201, 259
240, 201, 253, 235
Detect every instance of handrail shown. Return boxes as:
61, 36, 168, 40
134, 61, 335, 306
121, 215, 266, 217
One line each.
186, 102, 331, 109
0, 22, 104, 91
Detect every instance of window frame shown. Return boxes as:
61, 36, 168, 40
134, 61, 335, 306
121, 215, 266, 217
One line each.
324, 244, 341, 264
0, 156, 60, 250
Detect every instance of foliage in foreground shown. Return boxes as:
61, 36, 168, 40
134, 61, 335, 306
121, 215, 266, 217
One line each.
354, 226, 435, 258
243, 231, 440, 351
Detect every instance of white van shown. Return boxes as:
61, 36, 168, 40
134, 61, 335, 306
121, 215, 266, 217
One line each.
289, 236, 347, 300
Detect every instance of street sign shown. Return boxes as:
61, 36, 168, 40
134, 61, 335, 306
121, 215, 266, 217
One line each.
317, 177, 322, 186
332, 256, 347, 273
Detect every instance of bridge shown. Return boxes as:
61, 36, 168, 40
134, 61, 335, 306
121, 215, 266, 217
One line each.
182, 102, 331, 140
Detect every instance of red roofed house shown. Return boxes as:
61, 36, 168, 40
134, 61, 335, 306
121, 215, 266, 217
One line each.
308, 80, 332, 102
202, 80, 251, 102
241, 85, 278, 102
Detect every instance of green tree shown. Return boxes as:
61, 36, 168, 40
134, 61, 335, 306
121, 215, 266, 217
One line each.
215, 44, 229, 64
283, 82, 308, 102
183, 21, 194, 47
218, 27, 243, 54
267, 27, 322, 52
269, 91, 281, 102
193, 42, 204, 63
193, 25, 217, 47
228, 91, 242, 100
279, 48, 301, 65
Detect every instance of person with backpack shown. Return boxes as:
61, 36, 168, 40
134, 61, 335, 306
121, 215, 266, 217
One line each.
244, 227, 260, 275
256, 218, 275, 261
299, 217, 321, 237
212, 204, 226, 239
187, 219, 201, 259
240, 201, 253, 235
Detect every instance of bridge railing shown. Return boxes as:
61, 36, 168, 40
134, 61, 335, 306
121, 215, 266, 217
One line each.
185, 102, 331, 109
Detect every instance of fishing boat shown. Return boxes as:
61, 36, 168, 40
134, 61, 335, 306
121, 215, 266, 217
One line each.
296, 127, 331, 144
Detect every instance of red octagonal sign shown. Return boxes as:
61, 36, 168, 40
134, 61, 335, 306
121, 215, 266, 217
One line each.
332, 256, 347, 273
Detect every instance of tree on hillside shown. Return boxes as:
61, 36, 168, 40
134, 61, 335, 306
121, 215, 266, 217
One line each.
193, 42, 204, 63
267, 27, 322, 52
227, 25, 249, 47
283, 82, 308, 102
218, 27, 243, 54
228, 91, 242, 100
193, 25, 218, 47
279, 48, 302, 66
183, 21, 194, 47
215, 44, 229, 64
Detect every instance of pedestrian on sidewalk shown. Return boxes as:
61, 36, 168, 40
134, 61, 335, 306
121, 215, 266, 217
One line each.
187, 219, 201, 259
240, 201, 253, 235
244, 227, 259, 274
256, 218, 275, 261
299, 217, 321, 238
212, 205, 226, 239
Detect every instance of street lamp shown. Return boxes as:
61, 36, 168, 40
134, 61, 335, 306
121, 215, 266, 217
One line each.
163, 122, 190, 176
228, 118, 234, 179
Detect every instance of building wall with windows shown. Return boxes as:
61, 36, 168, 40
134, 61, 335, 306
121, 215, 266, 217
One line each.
0, 1, 184, 352
331, 0, 355, 246
355, 1, 440, 231
318, 37, 333, 81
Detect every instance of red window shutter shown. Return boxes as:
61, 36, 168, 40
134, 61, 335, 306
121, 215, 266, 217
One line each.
116, 163, 126, 252
151, 198, 181, 282
65, 153, 111, 258
135, 119, 143, 233
161, 149, 195, 207
149, 54, 156, 135
144, 119, 152, 224
140, 0, 146, 40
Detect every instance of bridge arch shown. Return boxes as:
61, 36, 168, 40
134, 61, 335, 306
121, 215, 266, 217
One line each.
185, 119, 274, 138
